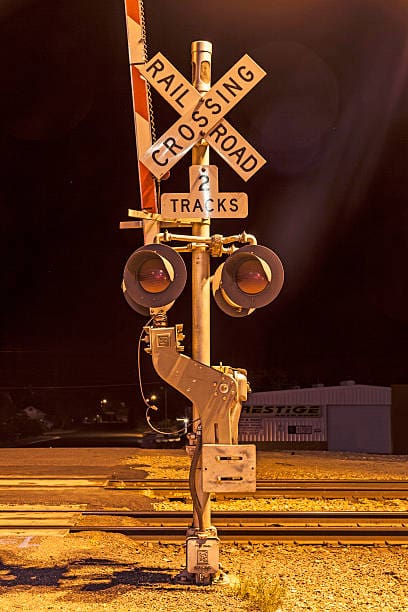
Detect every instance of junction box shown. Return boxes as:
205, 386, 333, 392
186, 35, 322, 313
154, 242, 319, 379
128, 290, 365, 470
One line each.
186, 534, 220, 584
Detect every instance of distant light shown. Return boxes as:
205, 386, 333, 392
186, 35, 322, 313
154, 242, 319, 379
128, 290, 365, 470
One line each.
101, 399, 108, 404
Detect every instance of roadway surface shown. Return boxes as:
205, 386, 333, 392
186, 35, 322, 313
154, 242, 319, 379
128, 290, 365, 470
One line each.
0, 447, 153, 509
15, 427, 146, 448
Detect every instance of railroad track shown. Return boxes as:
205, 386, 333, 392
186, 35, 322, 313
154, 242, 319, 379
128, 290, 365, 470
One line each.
0, 478, 105, 489
1, 478, 408, 498
105, 478, 408, 498
1, 509, 408, 544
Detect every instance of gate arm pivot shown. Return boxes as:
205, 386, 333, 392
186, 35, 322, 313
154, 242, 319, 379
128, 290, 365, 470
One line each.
145, 325, 248, 444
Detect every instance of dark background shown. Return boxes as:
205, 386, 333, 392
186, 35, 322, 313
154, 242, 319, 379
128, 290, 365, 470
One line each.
1, 0, 408, 423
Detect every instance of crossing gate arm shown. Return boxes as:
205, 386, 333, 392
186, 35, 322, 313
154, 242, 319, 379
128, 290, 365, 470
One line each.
124, 0, 159, 241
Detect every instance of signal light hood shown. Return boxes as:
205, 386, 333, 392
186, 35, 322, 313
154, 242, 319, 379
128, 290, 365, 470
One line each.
212, 244, 284, 317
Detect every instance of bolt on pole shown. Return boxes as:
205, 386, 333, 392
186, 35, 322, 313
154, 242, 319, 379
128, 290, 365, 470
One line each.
191, 40, 212, 532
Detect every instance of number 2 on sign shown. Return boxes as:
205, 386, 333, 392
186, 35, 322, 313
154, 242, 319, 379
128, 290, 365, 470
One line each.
199, 172, 210, 191
190, 165, 219, 194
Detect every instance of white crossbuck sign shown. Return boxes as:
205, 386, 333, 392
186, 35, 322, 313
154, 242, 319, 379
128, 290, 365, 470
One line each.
139, 52, 267, 181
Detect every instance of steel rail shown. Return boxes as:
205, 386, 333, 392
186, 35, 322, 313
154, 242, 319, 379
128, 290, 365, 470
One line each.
2, 509, 408, 523
69, 525, 408, 544
107, 478, 408, 488
1, 522, 407, 544
0, 508, 408, 544
0, 478, 106, 488
1, 510, 408, 544
1, 477, 407, 488
105, 478, 408, 498
1, 478, 408, 497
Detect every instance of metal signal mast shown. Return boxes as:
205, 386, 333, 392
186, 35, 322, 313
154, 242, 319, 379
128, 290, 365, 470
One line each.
121, 0, 284, 585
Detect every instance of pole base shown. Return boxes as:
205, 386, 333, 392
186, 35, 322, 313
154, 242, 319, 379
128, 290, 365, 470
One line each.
176, 529, 220, 585
172, 567, 230, 586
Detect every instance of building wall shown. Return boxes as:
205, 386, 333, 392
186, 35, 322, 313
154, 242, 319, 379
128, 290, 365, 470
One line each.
391, 385, 408, 453
327, 405, 392, 453
238, 404, 327, 447
240, 384, 393, 452
245, 385, 391, 407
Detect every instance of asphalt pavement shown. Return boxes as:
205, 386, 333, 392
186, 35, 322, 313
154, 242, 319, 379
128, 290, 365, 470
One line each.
0, 447, 155, 509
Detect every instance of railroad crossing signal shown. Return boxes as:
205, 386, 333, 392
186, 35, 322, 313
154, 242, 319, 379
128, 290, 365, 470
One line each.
121, 35, 285, 586
161, 165, 248, 218
139, 52, 266, 181
123, 243, 187, 315
212, 245, 284, 317
122, 240, 284, 317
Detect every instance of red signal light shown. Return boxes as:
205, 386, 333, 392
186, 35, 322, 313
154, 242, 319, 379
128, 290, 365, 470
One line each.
212, 245, 284, 317
123, 244, 187, 314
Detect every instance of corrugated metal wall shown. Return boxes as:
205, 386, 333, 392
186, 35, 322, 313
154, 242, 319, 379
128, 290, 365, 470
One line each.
245, 385, 391, 407
327, 405, 392, 453
239, 385, 391, 449
239, 414, 327, 442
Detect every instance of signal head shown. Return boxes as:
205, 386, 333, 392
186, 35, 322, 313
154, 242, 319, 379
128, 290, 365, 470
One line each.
212, 244, 284, 317
122, 243, 187, 314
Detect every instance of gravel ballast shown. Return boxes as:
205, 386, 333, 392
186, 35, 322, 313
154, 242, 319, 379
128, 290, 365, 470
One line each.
0, 450, 407, 611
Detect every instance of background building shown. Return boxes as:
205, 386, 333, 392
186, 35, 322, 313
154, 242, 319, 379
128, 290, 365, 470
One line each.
240, 382, 408, 454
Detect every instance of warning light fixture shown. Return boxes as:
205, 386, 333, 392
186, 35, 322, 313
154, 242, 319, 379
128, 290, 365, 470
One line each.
212, 244, 284, 317
122, 243, 187, 314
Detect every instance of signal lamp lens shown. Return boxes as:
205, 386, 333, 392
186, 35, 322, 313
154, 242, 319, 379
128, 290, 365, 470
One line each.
138, 257, 171, 293
235, 259, 269, 295
212, 244, 284, 317
123, 243, 187, 313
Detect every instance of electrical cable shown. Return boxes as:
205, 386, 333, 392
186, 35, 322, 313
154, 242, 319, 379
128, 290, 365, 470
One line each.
137, 319, 199, 436
144, 406, 200, 436
137, 316, 154, 409
189, 432, 203, 529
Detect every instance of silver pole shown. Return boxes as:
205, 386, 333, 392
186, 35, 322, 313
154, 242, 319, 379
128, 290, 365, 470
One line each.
191, 40, 212, 531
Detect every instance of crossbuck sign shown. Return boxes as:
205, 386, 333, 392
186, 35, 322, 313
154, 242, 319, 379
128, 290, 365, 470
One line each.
139, 52, 266, 182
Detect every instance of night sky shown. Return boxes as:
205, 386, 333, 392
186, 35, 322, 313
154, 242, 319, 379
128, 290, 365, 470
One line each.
1, 0, 408, 402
